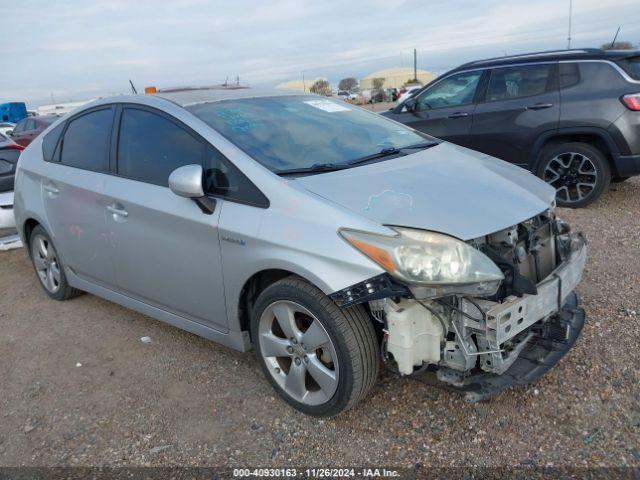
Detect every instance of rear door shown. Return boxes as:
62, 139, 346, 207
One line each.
42, 107, 117, 287
388, 70, 484, 147
469, 63, 559, 165
104, 105, 228, 330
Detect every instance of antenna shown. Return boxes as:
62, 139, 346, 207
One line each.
567, 0, 572, 49
609, 26, 621, 49
129, 80, 138, 94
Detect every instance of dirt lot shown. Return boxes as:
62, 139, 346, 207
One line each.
0, 179, 639, 469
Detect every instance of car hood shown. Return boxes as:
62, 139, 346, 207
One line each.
295, 142, 555, 240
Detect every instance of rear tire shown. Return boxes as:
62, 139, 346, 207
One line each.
251, 276, 379, 417
29, 225, 82, 301
536, 142, 610, 208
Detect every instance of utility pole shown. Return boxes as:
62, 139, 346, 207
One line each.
302, 72, 306, 92
567, 0, 573, 49
413, 48, 417, 81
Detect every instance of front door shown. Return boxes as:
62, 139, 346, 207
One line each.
469, 63, 560, 165
105, 106, 228, 331
388, 70, 484, 147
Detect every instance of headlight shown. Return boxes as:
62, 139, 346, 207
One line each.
340, 227, 504, 297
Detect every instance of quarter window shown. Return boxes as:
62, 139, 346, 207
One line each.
42, 122, 65, 162
486, 64, 552, 101
117, 108, 203, 186
415, 71, 482, 110
60, 108, 114, 172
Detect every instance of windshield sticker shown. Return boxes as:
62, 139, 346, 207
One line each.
303, 100, 351, 113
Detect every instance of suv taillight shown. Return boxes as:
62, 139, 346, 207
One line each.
621, 93, 640, 111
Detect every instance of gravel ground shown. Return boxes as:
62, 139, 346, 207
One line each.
0, 178, 639, 469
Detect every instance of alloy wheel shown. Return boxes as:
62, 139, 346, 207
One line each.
542, 152, 598, 204
258, 300, 339, 406
31, 234, 61, 294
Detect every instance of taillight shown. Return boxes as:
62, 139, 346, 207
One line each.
621, 93, 640, 111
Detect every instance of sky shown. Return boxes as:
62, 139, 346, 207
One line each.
2, 0, 639, 107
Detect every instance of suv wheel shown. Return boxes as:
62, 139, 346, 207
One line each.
251, 276, 379, 417
536, 142, 611, 208
29, 225, 82, 300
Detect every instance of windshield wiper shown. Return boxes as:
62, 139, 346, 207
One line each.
347, 147, 405, 166
399, 141, 439, 150
276, 163, 351, 176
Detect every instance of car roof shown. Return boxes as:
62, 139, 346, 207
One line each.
153, 87, 311, 107
452, 48, 640, 72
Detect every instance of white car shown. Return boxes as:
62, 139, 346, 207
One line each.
0, 122, 16, 136
397, 86, 422, 104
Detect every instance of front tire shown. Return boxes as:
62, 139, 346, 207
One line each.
251, 276, 379, 417
29, 226, 82, 301
536, 142, 610, 208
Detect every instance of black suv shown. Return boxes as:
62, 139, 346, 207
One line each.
383, 49, 640, 207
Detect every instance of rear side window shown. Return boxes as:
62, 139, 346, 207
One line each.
559, 63, 580, 88
486, 64, 552, 101
42, 123, 65, 162
13, 119, 27, 134
117, 108, 203, 186
616, 56, 640, 80
25, 119, 37, 131
60, 108, 114, 172
204, 145, 269, 207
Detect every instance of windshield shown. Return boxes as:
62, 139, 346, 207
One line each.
188, 95, 433, 173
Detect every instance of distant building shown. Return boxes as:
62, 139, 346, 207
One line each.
360, 67, 434, 89
275, 79, 320, 93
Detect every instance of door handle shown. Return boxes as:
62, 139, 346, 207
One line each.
43, 185, 59, 195
448, 112, 469, 118
107, 205, 129, 217
527, 103, 553, 110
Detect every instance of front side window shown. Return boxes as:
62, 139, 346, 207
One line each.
415, 71, 483, 111
60, 108, 113, 172
204, 145, 268, 207
117, 108, 203, 186
486, 64, 552, 102
188, 96, 431, 173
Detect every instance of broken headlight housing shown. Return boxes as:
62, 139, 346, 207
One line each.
340, 227, 504, 297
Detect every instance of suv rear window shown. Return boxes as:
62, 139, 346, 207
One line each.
616, 55, 640, 80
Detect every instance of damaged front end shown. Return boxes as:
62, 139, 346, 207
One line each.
332, 210, 587, 401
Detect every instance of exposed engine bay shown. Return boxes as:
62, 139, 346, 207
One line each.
331, 211, 587, 400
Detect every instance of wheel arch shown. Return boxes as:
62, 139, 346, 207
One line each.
237, 268, 323, 340
529, 128, 621, 176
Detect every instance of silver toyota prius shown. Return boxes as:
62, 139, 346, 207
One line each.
13, 89, 587, 416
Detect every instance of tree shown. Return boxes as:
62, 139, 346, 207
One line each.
406, 78, 422, 85
600, 41, 635, 50
338, 77, 358, 91
310, 79, 331, 96
372, 77, 385, 90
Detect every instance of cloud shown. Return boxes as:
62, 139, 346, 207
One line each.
1, 0, 638, 105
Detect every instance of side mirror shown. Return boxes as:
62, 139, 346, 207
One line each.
168, 164, 216, 215
6, 130, 13, 136
169, 164, 204, 198
404, 97, 417, 112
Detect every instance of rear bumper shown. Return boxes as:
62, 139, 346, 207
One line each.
613, 153, 640, 177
